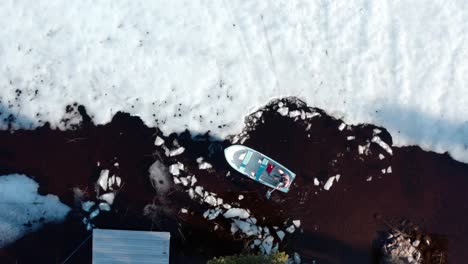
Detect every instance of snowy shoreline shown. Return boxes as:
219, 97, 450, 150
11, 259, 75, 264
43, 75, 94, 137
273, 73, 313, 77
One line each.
1, 1, 468, 162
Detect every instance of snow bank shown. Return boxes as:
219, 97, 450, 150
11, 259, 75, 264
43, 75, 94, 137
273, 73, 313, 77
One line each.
0, 174, 70, 248
0, 1, 468, 163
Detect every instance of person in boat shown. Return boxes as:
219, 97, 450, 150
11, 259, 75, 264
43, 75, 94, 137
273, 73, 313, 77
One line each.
276, 169, 291, 189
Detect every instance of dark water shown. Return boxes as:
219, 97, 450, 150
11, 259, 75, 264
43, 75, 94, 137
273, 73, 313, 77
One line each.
0, 100, 465, 263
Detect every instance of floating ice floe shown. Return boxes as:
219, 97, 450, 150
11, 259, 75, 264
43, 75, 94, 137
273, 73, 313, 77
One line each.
169, 164, 180, 176
289, 110, 301, 118
204, 195, 218, 206
324, 176, 336, 191
89, 208, 100, 219
194, 186, 204, 197
204, 208, 223, 220
381, 169, 387, 174
306, 124, 312, 131
372, 136, 393, 155
199, 162, 212, 170
277, 107, 289, 116
223, 208, 250, 219
180, 208, 188, 214
276, 230, 285, 241
179, 177, 189, 186
238, 195, 244, 200
81, 201, 95, 212
169, 147, 185, 157
293, 220, 301, 228
261, 235, 274, 254
366, 176, 373, 182
347, 136, 355, 140
173, 177, 181, 184
313, 178, 320, 186
190, 175, 197, 186
338, 123, 346, 131
196, 157, 204, 163
286, 225, 296, 234
188, 188, 195, 199
177, 162, 185, 171
306, 112, 320, 119
335, 174, 341, 182
373, 128, 382, 135
379, 153, 385, 160
154, 136, 165, 146
98, 202, 111, 211
97, 170, 109, 191
387, 166, 392, 173
99, 192, 115, 205
223, 204, 232, 209
230, 223, 239, 234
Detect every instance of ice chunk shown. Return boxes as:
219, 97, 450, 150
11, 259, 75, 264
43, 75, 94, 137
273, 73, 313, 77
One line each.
347, 136, 355, 140
204, 195, 218, 206
373, 128, 382, 135
217, 198, 223, 205
381, 169, 386, 174
89, 208, 100, 219
207, 208, 222, 220
276, 230, 285, 241
98, 202, 111, 211
306, 112, 320, 119
169, 147, 185, 157
99, 192, 115, 205
289, 110, 301, 118
177, 162, 185, 171
196, 157, 204, 163
254, 239, 261, 246
261, 235, 274, 254
338, 123, 346, 131
286, 225, 296, 234
199, 162, 212, 170
230, 222, 239, 234
173, 177, 181, 184
223, 208, 250, 219
238, 195, 244, 200
293, 220, 301, 228
277, 107, 289, 116
81, 201, 95, 212
313, 178, 320, 186
169, 164, 180, 176
366, 176, 373, 182
306, 124, 312, 131
379, 153, 385, 160
223, 204, 232, 209
190, 175, 197, 186
264, 227, 270, 235
294, 252, 302, 264
97, 169, 109, 191
194, 186, 204, 197
371, 136, 393, 155
335, 174, 341, 182
179, 177, 189, 186
154, 136, 165, 146
180, 208, 188, 214
358, 145, 365, 155
324, 176, 335, 191
114, 162, 119, 167
387, 166, 392, 173
188, 188, 195, 199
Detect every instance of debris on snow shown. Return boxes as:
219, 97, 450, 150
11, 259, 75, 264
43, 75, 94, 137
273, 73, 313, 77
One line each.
324, 176, 335, 191
169, 147, 185, 157
199, 162, 213, 170
154, 136, 165, 146
230, 223, 239, 234
338, 123, 346, 131
277, 107, 289, 116
372, 136, 393, 155
223, 208, 250, 219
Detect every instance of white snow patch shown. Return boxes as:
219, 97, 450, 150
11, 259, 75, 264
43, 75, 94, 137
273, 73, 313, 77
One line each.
276, 230, 285, 241
0, 174, 71, 248
180, 208, 188, 214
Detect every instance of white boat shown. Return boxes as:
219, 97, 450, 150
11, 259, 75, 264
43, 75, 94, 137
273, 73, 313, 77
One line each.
224, 145, 296, 193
